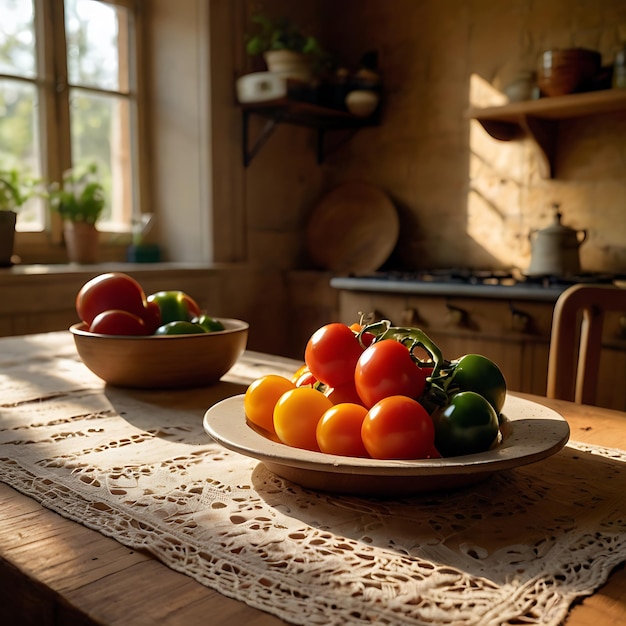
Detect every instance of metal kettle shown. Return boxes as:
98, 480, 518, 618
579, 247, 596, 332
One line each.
527, 205, 587, 277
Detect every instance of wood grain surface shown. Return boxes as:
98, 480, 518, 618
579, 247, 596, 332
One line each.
305, 183, 399, 274
1, 340, 625, 625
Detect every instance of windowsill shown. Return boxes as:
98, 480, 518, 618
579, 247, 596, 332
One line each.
1, 261, 221, 277
0, 261, 251, 338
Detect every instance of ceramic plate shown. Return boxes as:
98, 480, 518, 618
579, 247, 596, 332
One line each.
203, 394, 570, 496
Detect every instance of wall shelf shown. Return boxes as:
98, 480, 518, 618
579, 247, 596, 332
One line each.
467, 88, 626, 178
241, 99, 379, 166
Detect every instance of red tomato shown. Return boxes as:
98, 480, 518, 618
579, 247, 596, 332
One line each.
316, 403, 369, 457
304, 323, 364, 388
359, 331, 376, 348
88, 309, 150, 336
355, 339, 427, 408
141, 300, 162, 334
325, 381, 364, 406
273, 387, 332, 452
244, 375, 295, 435
349, 323, 376, 348
76, 272, 148, 325
361, 395, 435, 459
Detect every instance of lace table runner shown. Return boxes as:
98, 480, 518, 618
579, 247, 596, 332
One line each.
1, 333, 626, 626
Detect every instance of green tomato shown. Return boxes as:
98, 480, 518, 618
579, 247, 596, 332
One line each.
431, 391, 500, 457
147, 291, 202, 324
192, 314, 225, 332
154, 321, 207, 335
447, 354, 507, 414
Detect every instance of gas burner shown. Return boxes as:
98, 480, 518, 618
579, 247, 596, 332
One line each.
367, 268, 518, 286
523, 272, 626, 288
356, 269, 626, 289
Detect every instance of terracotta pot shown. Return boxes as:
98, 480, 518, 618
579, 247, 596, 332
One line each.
263, 49, 313, 83
0, 210, 17, 267
64, 221, 99, 264
537, 48, 601, 97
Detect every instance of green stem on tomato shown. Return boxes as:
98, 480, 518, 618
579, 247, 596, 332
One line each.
359, 319, 453, 411
362, 320, 444, 378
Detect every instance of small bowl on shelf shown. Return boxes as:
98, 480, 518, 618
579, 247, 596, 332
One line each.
345, 90, 380, 117
70, 318, 249, 389
537, 48, 602, 97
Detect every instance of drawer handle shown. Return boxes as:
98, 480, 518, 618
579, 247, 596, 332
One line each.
401, 308, 425, 327
510, 304, 531, 333
445, 304, 467, 327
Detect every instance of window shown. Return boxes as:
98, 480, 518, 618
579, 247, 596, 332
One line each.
0, 0, 143, 241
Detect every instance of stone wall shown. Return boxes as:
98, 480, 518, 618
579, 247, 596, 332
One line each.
244, 0, 626, 276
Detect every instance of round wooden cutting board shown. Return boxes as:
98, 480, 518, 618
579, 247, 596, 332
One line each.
305, 183, 400, 274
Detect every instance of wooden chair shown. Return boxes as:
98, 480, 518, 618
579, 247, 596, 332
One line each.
547, 283, 626, 404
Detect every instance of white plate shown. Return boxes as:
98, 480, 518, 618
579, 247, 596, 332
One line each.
203, 394, 570, 496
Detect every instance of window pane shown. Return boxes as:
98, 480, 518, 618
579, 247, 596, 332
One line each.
0, 0, 36, 78
65, 0, 127, 92
0, 78, 43, 231
70, 88, 132, 230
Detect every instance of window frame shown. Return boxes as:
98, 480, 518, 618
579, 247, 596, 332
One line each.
11, 0, 148, 258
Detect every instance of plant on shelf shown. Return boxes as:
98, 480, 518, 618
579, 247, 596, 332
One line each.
48, 162, 105, 225
48, 162, 106, 264
0, 167, 40, 267
245, 13, 325, 82
246, 13, 323, 57
0, 167, 39, 213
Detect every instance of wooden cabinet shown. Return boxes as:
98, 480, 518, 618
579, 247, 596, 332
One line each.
337, 289, 626, 411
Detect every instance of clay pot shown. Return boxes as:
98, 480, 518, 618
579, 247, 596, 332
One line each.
263, 50, 313, 83
64, 220, 99, 264
0, 210, 17, 267
537, 48, 601, 97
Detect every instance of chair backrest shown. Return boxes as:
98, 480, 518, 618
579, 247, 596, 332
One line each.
547, 283, 626, 404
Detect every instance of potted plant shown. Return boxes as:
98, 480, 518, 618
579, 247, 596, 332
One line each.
245, 13, 325, 82
0, 167, 39, 267
49, 162, 106, 264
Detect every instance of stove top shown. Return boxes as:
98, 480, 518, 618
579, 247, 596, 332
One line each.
330, 269, 626, 302
360, 269, 625, 288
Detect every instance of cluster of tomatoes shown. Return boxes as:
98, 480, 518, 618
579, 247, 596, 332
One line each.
244, 320, 507, 460
76, 272, 225, 336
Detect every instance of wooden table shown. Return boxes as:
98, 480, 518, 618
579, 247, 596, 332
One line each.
0, 332, 625, 626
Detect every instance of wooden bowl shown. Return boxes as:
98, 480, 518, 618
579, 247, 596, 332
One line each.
70, 318, 249, 389
537, 48, 601, 96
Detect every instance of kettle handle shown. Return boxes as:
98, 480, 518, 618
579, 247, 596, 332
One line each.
577, 229, 588, 244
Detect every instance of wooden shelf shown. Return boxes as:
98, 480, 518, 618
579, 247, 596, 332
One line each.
467, 88, 626, 178
241, 99, 379, 166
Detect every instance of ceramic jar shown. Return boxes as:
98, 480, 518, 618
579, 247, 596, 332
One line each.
527, 208, 587, 277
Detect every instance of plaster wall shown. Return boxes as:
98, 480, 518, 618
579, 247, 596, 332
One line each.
244, 0, 626, 276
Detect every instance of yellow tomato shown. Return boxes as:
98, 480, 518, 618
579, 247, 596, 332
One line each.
244, 375, 295, 435
273, 387, 332, 452
290, 364, 308, 383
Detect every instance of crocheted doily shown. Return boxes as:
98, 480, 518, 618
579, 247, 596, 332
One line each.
1, 339, 625, 626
